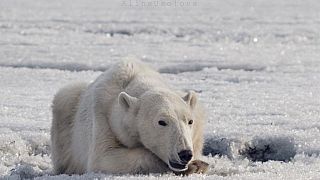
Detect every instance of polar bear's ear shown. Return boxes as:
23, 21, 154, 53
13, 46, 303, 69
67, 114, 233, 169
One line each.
183, 91, 197, 109
118, 92, 138, 110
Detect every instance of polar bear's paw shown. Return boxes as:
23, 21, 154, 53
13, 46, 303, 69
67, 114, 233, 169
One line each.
175, 160, 209, 176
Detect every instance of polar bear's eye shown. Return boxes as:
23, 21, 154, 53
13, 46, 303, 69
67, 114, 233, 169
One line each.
188, 120, 194, 125
158, 120, 167, 126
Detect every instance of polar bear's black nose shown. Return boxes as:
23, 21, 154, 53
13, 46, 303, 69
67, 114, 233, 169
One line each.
178, 150, 193, 164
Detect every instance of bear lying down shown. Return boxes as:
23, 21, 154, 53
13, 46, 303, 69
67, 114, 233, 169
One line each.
51, 60, 209, 175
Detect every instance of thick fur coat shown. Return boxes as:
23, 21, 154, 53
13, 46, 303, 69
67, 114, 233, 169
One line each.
51, 60, 207, 174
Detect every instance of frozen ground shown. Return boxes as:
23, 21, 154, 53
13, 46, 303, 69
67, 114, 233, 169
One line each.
1, 0, 320, 179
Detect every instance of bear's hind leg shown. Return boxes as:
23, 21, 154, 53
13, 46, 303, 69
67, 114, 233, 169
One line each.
51, 82, 88, 174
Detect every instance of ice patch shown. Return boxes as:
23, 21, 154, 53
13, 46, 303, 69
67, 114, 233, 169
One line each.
239, 137, 296, 162
84, 29, 133, 36
203, 136, 296, 163
159, 63, 266, 74
158, 63, 213, 74
0, 62, 266, 75
216, 64, 266, 72
0, 62, 108, 72
202, 137, 242, 159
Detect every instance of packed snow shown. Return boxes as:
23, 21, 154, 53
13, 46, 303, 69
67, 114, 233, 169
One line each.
1, 0, 320, 179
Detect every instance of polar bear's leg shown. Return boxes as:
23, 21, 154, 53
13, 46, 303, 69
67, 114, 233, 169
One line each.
88, 147, 169, 174
51, 82, 88, 174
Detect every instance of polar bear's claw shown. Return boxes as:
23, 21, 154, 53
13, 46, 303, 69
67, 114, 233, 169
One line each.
175, 160, 209, 176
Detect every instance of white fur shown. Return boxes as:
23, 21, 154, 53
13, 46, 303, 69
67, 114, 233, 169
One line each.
51, 60, 206, 174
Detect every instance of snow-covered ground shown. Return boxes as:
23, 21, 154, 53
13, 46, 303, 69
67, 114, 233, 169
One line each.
1, 0, 320, 179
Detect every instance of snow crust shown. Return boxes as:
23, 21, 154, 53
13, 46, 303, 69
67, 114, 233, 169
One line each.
1, 0, 320, 179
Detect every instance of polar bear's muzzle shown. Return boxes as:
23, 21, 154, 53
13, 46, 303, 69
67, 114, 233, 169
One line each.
168, 149, 193, 171
178, 150, 193, 163
169, 160, 187, 171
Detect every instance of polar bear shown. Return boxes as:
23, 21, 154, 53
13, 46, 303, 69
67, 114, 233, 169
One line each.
51, 60, 208, 175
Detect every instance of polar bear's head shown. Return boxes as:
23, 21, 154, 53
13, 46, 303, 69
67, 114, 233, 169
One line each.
118, 90, 198, 171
